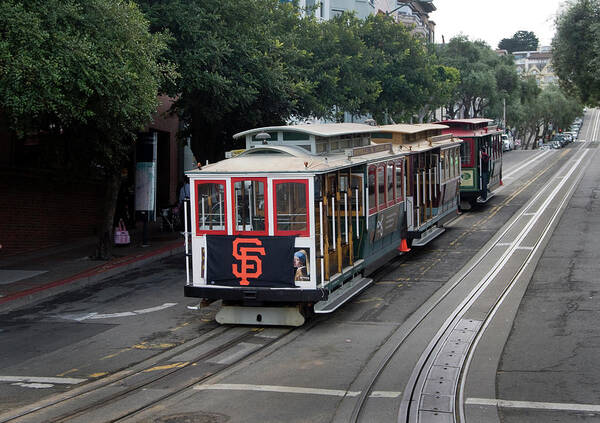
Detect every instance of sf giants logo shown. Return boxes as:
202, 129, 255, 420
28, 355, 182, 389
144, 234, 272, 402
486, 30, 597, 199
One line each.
232, 238, 266, 286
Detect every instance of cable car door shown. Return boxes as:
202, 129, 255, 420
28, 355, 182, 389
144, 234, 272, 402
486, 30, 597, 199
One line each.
323, 171, 353, 280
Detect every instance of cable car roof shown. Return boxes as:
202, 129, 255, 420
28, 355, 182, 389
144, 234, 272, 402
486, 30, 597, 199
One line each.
375, 123, 449, 133
233, 123, 376, 139
187, 145, 406, 175
438, 118, 495, 125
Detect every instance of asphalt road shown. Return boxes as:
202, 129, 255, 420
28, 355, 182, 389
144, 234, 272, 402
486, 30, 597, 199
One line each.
1, 115, 598, 423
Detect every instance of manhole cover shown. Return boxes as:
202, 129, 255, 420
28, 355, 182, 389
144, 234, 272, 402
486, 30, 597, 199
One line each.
154, 412, 229, 423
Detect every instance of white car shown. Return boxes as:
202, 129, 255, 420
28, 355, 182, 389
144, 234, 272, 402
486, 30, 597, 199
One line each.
502, 134, 514, 151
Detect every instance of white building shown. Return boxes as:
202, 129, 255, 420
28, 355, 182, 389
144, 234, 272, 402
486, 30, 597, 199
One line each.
290, 0, 436, 43
513, 47, 558, 87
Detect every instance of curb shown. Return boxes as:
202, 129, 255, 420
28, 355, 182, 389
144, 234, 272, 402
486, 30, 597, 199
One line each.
0, 241, 184, 314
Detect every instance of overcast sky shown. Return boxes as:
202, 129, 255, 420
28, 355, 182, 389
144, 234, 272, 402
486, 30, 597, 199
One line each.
430, 0, 567, 49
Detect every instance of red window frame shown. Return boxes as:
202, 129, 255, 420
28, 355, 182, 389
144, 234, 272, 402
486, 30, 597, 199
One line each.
272, 179, 310, 237
368, 165, 377, 215
462, 138, 475, 168
386, 162, 395, 207
195, 179, 228, 236
231, 177, 269, 236
395, 159, 404, 202
377, 164, 386, 211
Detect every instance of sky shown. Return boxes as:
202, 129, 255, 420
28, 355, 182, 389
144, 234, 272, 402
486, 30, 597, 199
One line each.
430, 0, 567, 49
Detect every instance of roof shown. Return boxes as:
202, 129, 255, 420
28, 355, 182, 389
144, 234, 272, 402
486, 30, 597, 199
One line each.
416, 0, 436, 13
375, 123, 449, 134
186, 145, 405, 175
438, 119, 494, 125
440, 127, 502, 138
233, 123, 376, 139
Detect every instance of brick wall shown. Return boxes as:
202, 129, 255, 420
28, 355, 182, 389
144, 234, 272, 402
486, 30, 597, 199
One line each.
0, 169, 104, 256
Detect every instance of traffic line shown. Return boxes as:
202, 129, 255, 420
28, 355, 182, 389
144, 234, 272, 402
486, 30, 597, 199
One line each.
58, 302, 177, 321
0, 376, 86, 385
193, 383, 401, 398
467, 397, 600, 413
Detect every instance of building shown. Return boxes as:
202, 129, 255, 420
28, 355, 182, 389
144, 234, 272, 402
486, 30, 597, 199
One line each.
290, 0, 436, 43
0, 97, 184, 256
383, 0, 436, 43
513, 47, 558, 87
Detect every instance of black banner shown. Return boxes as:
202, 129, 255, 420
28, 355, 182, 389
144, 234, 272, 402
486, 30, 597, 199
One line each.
206, 236, 296, 288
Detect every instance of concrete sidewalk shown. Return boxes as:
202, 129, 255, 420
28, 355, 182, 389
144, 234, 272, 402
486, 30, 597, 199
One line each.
0, 226, 184, 314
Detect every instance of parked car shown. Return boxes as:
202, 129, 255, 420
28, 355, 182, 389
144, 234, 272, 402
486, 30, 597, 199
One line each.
502, 134, 514, 151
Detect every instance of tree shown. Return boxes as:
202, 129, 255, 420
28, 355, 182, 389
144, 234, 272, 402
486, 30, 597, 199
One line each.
498, 30, 539, 53
296, 12, 380, 121
358, 13, 458, 123
438, 36, 515, 119
552, 0, 600, 105
0, 0, 170, 258
138, 0, 316, 163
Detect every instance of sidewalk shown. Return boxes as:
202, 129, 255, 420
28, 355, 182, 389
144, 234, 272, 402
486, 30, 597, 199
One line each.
0, 225, 184, 314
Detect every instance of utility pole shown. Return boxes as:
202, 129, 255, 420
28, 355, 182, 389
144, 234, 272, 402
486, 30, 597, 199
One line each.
503, 98, 506, 132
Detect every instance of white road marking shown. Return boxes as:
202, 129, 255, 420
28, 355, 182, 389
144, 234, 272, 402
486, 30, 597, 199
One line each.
193, 383, 401, 398
58, 303, 177, 321
0, 376, 86, 385
134, 303, 178, 314
467, 397, 600, 413
11, 382, 54, 389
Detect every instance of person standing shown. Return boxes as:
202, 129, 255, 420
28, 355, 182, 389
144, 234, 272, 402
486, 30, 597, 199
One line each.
179, 177, 191, 231
480, 146, 490, 201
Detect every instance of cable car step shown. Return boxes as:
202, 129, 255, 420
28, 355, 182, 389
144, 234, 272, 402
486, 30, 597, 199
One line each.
411, 226, 445, 247
314, 276, 373, 314
476, 191, 496, 203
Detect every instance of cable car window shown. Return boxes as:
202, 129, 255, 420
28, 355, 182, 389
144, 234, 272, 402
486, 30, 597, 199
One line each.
368, 166, 376, 214
196, 181, 226, 234
351, 174, 364, 215
460, 139, 473, 168
233, 178, 267, 234
387, 163, 394, 205
274, 180, 309, 236
440, 150, 446, 181
377, 166, 386, 208
395, 160, 403, 201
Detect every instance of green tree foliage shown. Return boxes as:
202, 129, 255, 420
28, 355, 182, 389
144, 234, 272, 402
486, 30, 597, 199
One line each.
296, 12, 381, 121
138, 0, 314, 163
438, 36, 518, 119
498, 30, 539, 53
553, 0, 600, 105
138, 1, 459, 160
359, 13, 458, 123
0, 0, 170, 257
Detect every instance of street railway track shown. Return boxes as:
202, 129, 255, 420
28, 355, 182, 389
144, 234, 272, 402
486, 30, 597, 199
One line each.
334, 136, 599, 423
0, 325, 297, 423
3, 113, 598, 423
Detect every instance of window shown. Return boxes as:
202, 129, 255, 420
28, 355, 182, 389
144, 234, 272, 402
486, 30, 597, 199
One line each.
368, 166, 376, 214
377, 165, 386, 208
395, 160, 404, 201
387, 162, 395, 206
232, 178, 267, 234
460, 139, 474, 167
196, 181, 226, 235
274, 180, 309, 236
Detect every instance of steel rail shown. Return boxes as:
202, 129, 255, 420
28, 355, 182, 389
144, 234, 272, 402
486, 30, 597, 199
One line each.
399, 142, 592, 423
344, 141, 586, 423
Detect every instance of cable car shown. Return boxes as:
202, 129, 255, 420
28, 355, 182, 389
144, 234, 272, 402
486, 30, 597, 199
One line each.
183, 123, 462, 326
439, 119, 503, 207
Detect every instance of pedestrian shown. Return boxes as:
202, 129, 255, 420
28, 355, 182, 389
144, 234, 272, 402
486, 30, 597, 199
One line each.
179, 177, 191, 231
480, 146, 490, 201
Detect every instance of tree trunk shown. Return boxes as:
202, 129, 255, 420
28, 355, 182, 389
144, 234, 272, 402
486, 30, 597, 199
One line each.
94, 168, 122, 260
